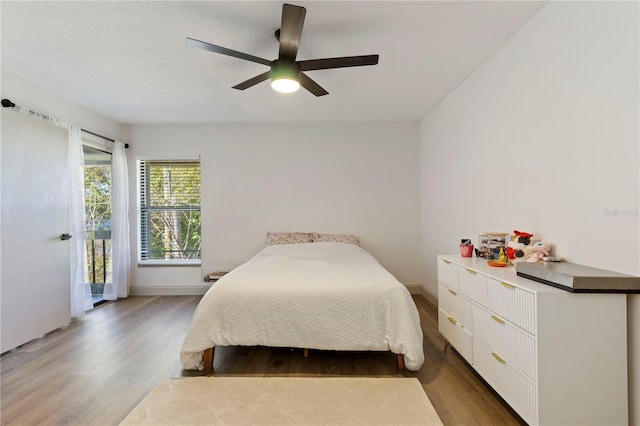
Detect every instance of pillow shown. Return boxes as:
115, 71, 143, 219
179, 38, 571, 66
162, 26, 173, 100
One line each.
312, 233, 360, 246
265, 232, 313, 246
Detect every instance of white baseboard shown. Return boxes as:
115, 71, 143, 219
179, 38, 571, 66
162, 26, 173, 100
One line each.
404, 284, 423, 295
420, 288, 438, 307
129, 286, 210, 296
405, 284, 437, 306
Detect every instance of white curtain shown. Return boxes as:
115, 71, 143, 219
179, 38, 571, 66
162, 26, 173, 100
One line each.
107, 141, 130, 300
68, 126, 94, 318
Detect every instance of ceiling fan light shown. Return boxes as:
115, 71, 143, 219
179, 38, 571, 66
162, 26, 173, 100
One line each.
270, 60, 301, 94
271, 77, 300, 93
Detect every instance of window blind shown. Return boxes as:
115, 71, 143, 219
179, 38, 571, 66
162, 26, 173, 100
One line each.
139, 160, 201, 261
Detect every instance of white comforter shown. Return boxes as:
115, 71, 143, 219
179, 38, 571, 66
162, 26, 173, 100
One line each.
180, 242, 424, 371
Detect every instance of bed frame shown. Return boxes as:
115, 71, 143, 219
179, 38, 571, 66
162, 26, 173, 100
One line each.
202, 347, 405, 370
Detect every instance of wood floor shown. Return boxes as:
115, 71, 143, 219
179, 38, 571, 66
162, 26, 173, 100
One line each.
1, 295, 525, 425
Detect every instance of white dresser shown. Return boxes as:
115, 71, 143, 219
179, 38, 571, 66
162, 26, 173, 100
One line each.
437, 255, 628, 425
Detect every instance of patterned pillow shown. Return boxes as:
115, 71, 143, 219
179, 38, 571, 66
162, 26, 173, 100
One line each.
313, 233, 360, 246
265, 232, 314, 245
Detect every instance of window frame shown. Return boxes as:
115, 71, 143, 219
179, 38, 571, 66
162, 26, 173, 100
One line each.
137, 156, 202, 266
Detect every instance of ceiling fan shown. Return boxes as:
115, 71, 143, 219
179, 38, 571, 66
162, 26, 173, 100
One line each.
185, 3, 379, 96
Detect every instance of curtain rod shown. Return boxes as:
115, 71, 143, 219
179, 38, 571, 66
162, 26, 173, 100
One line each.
1, 98, 129, 149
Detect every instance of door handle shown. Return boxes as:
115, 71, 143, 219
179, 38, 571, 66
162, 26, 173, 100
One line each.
60, 233, 72, 240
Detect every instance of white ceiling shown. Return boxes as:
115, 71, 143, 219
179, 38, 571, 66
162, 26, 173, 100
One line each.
1, 1, 546, 125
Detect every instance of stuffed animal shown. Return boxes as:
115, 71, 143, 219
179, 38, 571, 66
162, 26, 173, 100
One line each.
526, 241, 553, 262
505, 230, 538, 265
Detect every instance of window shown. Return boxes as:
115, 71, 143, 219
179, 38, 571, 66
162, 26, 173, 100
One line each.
138, 159, 201, 263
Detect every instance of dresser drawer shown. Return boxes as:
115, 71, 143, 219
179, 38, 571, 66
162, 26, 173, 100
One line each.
472, 337, 537, 425
472, 335, 508, 395
438, 308, 473, 363
472, 304, 536, 380
488, 278, 536, 334
438, 283, 472, 331
437, 257, 459, 290
459, 267, 488, 307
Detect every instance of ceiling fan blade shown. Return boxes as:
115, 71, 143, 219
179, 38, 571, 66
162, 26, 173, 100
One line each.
278, 4, 306, 61
299, 73, 329, 97
299, 55, 379, 71
232, 71, 272, 90
186, 37, 272, 67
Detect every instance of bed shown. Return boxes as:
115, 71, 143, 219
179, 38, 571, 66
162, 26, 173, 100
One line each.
180, 235, 424, 371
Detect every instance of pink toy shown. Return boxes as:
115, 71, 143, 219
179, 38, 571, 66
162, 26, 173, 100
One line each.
526, 241, 553, 262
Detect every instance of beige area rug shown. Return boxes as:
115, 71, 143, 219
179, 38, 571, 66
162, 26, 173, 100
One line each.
120, 377, 443, 425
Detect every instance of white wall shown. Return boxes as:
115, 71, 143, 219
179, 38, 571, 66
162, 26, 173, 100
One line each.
419, 1, 639, 423
1, 73, 123, 140
125, 123, 421, 294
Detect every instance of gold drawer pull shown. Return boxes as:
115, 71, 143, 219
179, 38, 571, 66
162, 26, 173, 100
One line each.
491, 315, 505, 324
443, 259, 451, 264
448, 288, 458, 295
492, 352, 506, 363
448, 316, 457, 325
501, 282, 516, 289
466, 269, 477, 275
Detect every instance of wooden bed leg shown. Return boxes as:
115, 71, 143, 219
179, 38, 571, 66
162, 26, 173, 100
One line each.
396, 353, 405, 370
303, 348, 309, 358
203, 347, 215, 371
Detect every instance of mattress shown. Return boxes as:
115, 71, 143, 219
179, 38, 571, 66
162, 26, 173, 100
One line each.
180, 242, 424, 371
